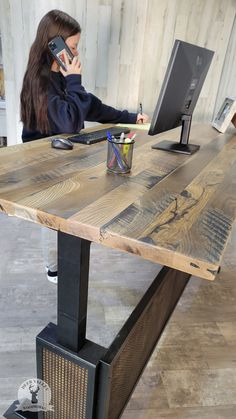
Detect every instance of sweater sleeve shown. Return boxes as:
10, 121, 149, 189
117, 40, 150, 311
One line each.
86, 94, 137, 124
48, 74, 137, 134
48, 74, 92, 133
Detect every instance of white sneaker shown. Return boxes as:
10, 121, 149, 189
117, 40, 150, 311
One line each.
45, 267, 58, 284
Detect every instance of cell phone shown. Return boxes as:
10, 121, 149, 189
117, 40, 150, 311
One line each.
48, 36, 74, 71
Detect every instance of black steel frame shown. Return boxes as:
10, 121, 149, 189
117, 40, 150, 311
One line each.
4, 231, 190, 419
57, 231, 91, 351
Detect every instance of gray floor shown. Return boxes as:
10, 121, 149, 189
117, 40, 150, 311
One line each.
0, 212, 236, 419
0, 212, 160, 417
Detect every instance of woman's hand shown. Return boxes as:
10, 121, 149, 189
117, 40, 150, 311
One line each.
136, 113, 149, 124
60, 52, 82, 77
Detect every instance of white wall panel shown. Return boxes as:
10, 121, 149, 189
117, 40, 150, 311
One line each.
214, 14, 236, 120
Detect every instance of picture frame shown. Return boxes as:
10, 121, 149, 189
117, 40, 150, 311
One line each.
232, 113, 236, 129
212, 97, 236, 133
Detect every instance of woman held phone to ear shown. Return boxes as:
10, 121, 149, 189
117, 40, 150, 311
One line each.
20, 9, 148, 283
21, 9, 148, 143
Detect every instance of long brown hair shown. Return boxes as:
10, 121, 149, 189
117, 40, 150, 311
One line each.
20, 10, 81, 133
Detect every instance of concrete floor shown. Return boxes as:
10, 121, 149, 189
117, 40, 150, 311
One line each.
0, 212, 236, 419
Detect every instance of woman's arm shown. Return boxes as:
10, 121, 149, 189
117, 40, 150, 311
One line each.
86, 94, 137, 124
48, 75, 138, 133
48, 74, 92, 133
48, 53, 145, 134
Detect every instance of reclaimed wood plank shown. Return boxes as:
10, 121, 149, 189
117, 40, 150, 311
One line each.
0, 125, 235, 280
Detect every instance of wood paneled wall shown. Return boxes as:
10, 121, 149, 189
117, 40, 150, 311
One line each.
214, 13, 236, 116
0, 0, 235, 145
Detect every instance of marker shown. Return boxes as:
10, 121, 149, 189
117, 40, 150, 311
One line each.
123, 138, 131, 155
120, 132, 125, 142
127, 131, 135, 139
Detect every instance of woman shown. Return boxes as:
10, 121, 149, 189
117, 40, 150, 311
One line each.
20, 9, 148, 283
20, 9, 148, 142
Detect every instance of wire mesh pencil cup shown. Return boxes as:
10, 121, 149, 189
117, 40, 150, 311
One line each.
106, 137, 135, 174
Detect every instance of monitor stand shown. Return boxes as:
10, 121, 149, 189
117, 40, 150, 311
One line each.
151, 114, 200, 155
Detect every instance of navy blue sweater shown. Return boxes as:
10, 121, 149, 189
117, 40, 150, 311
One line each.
22, 72, 137, 142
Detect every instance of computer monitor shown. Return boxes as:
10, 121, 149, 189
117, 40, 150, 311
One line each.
149, 40, 214, 155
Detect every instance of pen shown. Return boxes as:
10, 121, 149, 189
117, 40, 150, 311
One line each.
107, 131, 125, 170
139, 102, 144, 124
112, 145, 125, 170
107, 131, 113, 142
139, 102, 143, 116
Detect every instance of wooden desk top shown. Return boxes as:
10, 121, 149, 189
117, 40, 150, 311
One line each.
0, 124, 235, 281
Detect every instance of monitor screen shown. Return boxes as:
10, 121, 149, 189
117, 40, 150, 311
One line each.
149, 40, 214, 155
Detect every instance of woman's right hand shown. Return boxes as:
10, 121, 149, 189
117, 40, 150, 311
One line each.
60, 52, 82, 77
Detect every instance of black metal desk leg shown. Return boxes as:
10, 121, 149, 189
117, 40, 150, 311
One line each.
57, 231, 91, 352
35, 233, 105, 419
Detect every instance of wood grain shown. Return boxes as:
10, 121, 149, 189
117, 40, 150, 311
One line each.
0, 124, 235, 280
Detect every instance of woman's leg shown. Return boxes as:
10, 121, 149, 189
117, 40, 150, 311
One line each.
41, 227, 58, 283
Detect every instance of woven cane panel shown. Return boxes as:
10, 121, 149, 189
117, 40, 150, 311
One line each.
42, 347, 88, 419
107, 273, 187, 419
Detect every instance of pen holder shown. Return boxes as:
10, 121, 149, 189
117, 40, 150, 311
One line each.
107, 137, 135, 174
